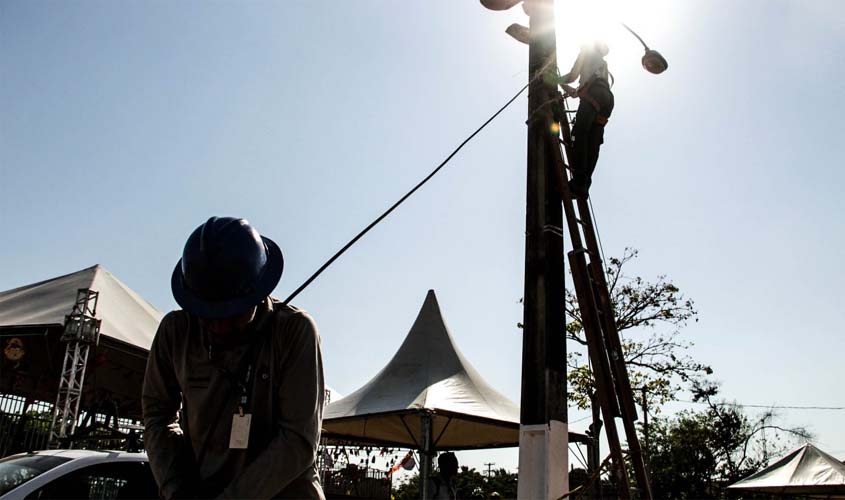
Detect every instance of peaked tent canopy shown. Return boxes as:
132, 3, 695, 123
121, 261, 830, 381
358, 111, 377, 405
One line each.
0, 265, 163, 418
0, 264, 161, 350
323, 290, 586, 450
728, 443, 845, 498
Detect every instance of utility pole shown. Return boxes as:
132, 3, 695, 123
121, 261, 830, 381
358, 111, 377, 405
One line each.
479, 4, 667, 498
485, 462, 495, 477
517, 0, 568, 498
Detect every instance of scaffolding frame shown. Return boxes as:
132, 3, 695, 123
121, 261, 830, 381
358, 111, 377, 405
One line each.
48, 288, 101, 447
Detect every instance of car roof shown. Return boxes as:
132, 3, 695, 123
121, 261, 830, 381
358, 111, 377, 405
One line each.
6, 449, 148, 461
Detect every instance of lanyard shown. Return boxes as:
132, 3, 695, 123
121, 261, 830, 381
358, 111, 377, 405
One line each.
204, 330, 263, 414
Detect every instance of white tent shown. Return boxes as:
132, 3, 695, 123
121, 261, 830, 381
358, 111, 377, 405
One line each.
323, 290, 587, 496
0, 264, 161, 350
0, 265, 163, 418
324, 289, 525, 450
728, 443, 845, 498
325, 386, 343, 405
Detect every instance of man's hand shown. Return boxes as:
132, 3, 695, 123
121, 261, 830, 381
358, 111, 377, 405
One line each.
562, 84, 579, 98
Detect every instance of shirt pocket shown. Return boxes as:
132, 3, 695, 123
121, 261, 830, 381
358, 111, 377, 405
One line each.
187, 374, 212, 390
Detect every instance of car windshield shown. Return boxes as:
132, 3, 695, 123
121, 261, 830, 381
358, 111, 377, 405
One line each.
0, 455, 72, 495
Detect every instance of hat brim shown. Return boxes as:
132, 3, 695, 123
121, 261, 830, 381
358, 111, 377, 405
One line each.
171, 236, 284, 319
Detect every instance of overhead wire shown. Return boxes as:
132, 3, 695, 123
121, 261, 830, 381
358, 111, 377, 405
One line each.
676, 400, 845, 411
284, 54, 563, 304
283, 83, 529, 303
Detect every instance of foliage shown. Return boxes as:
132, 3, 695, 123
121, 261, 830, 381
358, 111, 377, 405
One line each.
393, 466, 518, 500
566, 248, 711, 410
643, 382, 811, 499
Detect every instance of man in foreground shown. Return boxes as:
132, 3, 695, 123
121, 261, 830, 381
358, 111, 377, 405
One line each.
143, 216, 325, 499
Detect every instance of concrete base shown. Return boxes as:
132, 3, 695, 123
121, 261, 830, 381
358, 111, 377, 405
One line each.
517, 420, 569, 500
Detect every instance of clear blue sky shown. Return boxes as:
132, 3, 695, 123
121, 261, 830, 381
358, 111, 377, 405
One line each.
2, 0, 844, 475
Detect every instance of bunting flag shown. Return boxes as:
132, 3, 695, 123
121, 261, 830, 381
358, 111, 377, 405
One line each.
389, 451, 416, 476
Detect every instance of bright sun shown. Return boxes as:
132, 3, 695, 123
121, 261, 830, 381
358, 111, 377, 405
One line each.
553, 0, 674, 72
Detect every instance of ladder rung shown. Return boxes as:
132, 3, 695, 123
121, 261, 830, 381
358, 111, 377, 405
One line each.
569, 247, 596, 257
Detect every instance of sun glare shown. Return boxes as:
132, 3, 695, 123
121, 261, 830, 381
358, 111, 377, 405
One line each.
553, 0, 676, 74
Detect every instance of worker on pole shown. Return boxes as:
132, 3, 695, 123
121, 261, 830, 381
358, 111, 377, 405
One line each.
556, 41, 615, 198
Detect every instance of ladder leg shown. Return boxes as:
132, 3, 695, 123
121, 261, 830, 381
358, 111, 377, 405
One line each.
585, 261, 653, 499
569, 251, 631, 499
549, 107, 653, 498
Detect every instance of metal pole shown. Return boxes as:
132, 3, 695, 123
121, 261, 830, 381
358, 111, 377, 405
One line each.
419, 412, 433, 500
588, 391, 603, 500
518, 0, 568, 498
642, 387, 649, 462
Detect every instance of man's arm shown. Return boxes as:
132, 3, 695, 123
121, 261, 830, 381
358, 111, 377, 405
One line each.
222, 312, 325, 499
143, 312, 198, 500
559, 51, 584, 85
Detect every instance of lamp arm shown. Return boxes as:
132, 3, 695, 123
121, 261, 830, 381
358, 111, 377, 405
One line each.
620, 22, 651, 51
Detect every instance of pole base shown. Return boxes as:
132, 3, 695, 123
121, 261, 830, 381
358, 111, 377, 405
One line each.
517, 420, 569, 500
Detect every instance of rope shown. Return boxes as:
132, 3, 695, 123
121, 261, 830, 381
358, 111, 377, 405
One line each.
283, 83, 529, 304
555, 452, 616, 500
588, 198, 609, 283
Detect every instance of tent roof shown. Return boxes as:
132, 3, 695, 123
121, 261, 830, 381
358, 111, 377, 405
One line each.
324, 290, 585, 450
729, 443, 845, 497
0, 265, 162, 350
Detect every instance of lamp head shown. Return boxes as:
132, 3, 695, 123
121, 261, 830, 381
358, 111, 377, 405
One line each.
505, 23, 530, 44
642, 49, 668, 74
479, 0, 521, 10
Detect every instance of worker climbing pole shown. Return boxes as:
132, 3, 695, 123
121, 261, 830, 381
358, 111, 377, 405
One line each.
480, 0, 668, 498
555, 41, 615, 199
481, 0, 567, 499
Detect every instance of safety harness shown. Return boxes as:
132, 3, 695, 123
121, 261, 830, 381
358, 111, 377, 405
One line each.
576, 78, 611, 125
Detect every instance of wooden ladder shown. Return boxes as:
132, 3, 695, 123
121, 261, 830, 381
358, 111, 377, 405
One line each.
546, 94, 653, 500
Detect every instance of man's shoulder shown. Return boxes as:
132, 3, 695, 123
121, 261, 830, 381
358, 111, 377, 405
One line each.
154, 310, 192, 341
160, 309, 191, 328
269, 299, 316, 325
267, 299, 319, 342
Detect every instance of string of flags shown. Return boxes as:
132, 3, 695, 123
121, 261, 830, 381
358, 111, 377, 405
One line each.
319, 444, 419, 475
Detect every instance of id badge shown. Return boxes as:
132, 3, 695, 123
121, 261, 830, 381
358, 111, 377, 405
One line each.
229, 413, 252, 449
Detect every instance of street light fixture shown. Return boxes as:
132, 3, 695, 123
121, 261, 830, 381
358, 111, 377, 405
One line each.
621, 22, 668, 74
480, 0, 522, 10
482, 0, 668, 76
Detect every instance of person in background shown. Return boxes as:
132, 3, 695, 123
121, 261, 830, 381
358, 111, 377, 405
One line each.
143, 216, 325, 499
428, 452, 459, 500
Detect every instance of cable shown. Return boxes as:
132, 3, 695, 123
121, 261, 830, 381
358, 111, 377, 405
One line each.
569, 443, 589, 470
587, 198, 608, 278
676, 400, 845, 411
284, 83, 530, 304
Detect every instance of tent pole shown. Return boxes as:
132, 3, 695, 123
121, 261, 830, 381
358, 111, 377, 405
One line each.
419, 412, 433, 500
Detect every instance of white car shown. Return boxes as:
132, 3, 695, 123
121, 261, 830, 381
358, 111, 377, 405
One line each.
0, 450, 157, 500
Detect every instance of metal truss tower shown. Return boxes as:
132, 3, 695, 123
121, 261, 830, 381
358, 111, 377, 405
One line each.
49, 288, 102, 448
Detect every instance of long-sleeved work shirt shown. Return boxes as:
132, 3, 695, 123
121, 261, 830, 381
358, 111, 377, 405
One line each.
143, 298, 325, 499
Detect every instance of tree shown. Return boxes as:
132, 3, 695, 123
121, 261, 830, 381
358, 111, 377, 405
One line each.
643, 382, 811, 499
566, 248, 712, 410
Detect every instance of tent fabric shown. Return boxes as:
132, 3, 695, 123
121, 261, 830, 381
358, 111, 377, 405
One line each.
728, 443, 845, 498
323, 290, 526, 450
0, 265, 162, 350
